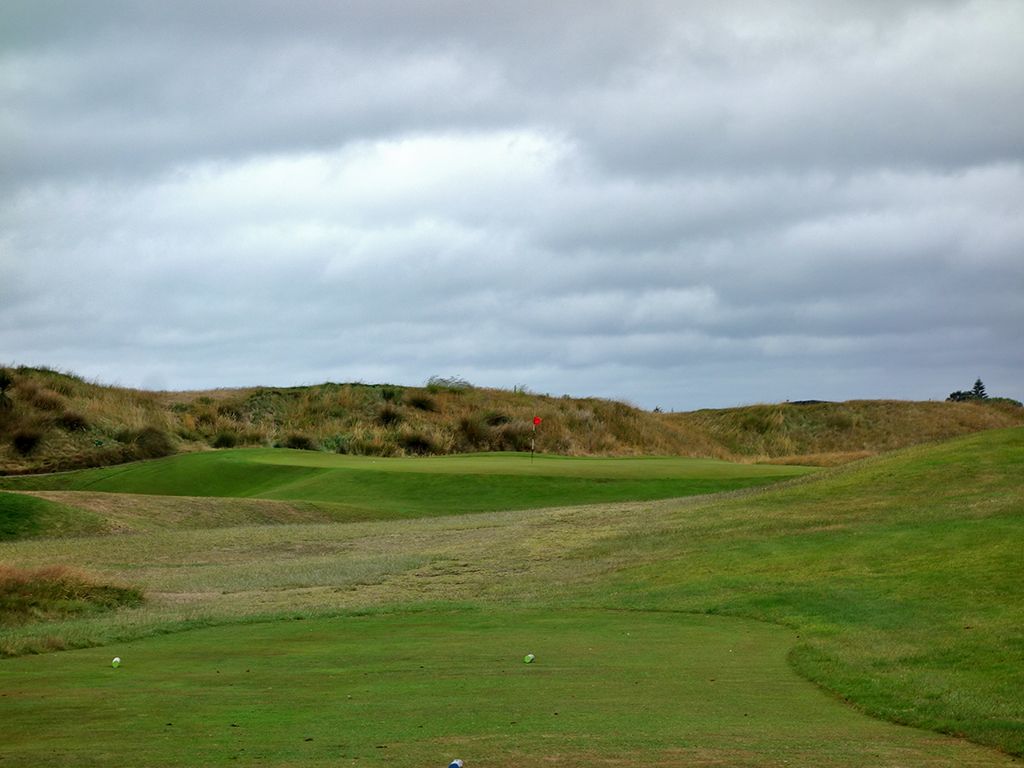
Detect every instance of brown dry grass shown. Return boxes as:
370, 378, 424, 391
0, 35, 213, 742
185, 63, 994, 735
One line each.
4, 367, 1022, 474
0, 563, 143, 628
20, 491, 341, 533
660, 399, 1024, 462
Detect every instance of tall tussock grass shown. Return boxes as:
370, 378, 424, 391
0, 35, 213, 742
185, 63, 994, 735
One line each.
2, 366, 1022, 473
0, 564, 143, 632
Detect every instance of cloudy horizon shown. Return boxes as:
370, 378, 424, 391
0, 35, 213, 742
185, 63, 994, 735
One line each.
2, 1, 1022, 410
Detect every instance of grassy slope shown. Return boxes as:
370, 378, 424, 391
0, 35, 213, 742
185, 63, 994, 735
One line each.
0, 491, 105, 540
3, 366, 1022, 474
660, 399, 1024, 464
592, 427, 1024, 755
0, 429, 1020, 759
3, 610, 1013, 768
0, 450, 813, 531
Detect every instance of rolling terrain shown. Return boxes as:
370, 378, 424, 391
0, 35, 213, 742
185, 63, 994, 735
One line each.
1, 427, 1022, 764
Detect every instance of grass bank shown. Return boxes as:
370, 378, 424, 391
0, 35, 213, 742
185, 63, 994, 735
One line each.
0, 450, 813, 532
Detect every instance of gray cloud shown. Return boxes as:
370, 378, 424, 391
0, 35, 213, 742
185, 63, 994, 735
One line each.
2, 1, 1022, 408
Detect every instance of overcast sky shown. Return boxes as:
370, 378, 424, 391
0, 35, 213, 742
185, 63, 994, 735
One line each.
2, 1, 1022, 409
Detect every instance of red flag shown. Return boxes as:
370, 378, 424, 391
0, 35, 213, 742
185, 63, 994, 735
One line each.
533, 416, 542, 426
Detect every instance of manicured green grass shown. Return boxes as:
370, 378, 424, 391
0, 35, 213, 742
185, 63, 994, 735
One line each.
0, 491, 104, 540
2, 608, 1014, 767
1, 430, 1021, 763
590, 427, 1024, 756
0, 450, 813, 528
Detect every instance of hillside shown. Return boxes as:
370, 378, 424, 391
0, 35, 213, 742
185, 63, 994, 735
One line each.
1, 365, 1022, 474
660, 398, 1024, 465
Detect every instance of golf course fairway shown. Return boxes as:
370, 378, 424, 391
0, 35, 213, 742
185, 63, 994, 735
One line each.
1, 609, 1014, 767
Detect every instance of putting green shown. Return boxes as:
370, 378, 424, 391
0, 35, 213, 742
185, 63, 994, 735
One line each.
1, 610, 1012, 767
0, 450, 814, 527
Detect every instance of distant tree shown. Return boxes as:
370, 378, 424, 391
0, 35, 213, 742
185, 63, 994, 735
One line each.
947, 378, 990, 402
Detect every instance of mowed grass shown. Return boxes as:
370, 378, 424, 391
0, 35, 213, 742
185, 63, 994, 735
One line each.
0, 449, 813, 527
0, 491, 105, 540
590, 427, 1024, 756
1, 430, 1022, 763
2, 609, 1015, 768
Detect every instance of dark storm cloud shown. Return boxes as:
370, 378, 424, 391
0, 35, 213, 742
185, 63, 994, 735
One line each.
2, 1, 1022, 407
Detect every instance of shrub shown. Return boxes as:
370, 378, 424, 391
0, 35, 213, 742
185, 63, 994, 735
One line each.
457, 416, 491, 449
321, 434, 352, 454
12, 429, 44, 456
345, 434, 396, 457
426, 375, 472, 394
55, 411, 89, 432
0, 368, 13, 409
380, 387, 403, 403
398, 430, 436, 455
407, 393, 439, 412
483, 411, 511, 426
212, 431, 238, 448
194, 409, 217, 427
988, 397, 1023, 408
495, 422, 534, 452
123, 426, 175, 460
216, 403, 243, 420
280, 433, 318, 451
377, 405, 403, 427
30, 390, 65, 412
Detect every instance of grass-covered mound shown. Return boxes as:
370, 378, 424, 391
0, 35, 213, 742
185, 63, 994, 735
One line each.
0, 565, 142, 632
0, 491, 105, 540
0, 450, 813, 532
597, 426, 1024, 755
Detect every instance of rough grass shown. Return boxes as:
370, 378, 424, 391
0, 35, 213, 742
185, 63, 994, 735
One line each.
0, 564, 143, 629
661, 399, 1024, 462
4, 366, 1021, 474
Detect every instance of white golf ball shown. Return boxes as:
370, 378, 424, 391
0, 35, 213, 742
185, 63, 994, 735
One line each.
111, 657, 121, 668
